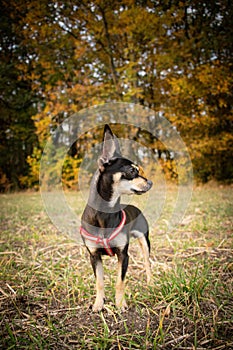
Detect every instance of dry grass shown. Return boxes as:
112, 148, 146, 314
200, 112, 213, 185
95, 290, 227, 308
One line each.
0, 185, 232, 349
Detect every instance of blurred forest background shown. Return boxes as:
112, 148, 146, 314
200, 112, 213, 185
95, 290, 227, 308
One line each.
0, 0, 232, 191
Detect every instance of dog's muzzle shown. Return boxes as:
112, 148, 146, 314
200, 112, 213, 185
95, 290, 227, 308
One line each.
133, 180, 153, 195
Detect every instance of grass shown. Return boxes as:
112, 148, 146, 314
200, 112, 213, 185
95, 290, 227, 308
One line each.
0, 184, 232, 349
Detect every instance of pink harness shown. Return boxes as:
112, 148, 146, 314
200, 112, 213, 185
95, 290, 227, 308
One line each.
80, 210, 126, 256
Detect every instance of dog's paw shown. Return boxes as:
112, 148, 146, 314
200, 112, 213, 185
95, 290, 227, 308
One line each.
116, 298, 128, 312
92, 299, 104, 312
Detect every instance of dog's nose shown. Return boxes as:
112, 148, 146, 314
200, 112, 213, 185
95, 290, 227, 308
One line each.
147, 180, 153, 189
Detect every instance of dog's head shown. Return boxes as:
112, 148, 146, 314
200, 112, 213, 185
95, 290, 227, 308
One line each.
98, 125, 153, 198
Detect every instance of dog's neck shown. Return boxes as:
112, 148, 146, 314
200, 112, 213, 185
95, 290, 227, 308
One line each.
82, 171, 122, 232
87, 170, 121, 214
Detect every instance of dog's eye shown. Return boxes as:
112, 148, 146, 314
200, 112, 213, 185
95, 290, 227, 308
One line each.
130, 167, 137, 175
122, 166, 138, 180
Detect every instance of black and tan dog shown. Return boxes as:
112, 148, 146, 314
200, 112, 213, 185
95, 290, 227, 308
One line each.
80, 125, 152, 311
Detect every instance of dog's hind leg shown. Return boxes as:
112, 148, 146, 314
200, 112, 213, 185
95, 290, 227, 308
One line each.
115, 246, 129, 310
90, 253, 105, 312
137, 235, 151, 284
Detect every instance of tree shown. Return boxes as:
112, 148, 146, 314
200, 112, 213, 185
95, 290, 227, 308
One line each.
0, 0, 38, 190
162, 1, 233, 181
0, 0, 232, 190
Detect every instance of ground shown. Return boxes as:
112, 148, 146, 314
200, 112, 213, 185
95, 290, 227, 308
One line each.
0, 184, 232, 349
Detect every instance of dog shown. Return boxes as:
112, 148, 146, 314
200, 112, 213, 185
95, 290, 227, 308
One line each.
80, 124, 153, 312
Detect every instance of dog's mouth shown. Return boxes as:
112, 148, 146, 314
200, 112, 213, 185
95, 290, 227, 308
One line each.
132, 189, 147, 195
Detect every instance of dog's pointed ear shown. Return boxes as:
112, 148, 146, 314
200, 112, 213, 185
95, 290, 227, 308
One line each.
98, 125, 121, 172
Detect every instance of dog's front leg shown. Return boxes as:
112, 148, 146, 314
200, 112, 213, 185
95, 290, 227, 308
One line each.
116, 246, 129, 310
90, 253, 105, 312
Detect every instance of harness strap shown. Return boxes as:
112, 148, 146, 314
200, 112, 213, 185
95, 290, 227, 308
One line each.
80, 210, 126, 256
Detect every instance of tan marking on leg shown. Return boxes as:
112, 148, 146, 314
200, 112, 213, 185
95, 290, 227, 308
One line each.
93, 261, 105, 312
138, 236, 151, 284
115, 260, 127, 310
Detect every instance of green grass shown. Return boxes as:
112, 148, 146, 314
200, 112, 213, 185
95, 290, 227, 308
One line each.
0, 185, 232, 349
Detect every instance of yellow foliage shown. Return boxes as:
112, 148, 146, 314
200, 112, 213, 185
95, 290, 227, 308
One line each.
20, 147, 42, 190
62, 155, 82, 190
